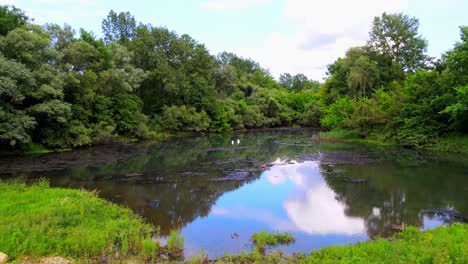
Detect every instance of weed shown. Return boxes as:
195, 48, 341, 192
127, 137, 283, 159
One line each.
167, 229, 184, 257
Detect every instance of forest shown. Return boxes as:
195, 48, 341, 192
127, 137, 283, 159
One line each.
0, 6, 467, 151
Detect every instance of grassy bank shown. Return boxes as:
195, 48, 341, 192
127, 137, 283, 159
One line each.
218, 224, 468, 263
0, 180, 164, 263
320, 129, 468, 154
426, 133, 468, 154
319, 129, 394, 146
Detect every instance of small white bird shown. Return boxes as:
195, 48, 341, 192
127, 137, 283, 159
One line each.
231, 140, 234, 145
237, 139, 240, 144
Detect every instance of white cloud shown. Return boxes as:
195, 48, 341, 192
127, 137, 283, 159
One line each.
231, 0, 408, 80
200, 0, 271, 10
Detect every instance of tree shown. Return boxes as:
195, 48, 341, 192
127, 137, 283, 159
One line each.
368, 13, 428, 72
0, 27, 71, 148
102, 10, 136, 44
347, 55, 379, 99
0, 5, 28, 36
279, 73, 293, 89
44, 23, 75, 51
440, 26, 468, 132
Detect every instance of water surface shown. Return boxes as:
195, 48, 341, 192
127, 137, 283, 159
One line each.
1, 129, 467, 257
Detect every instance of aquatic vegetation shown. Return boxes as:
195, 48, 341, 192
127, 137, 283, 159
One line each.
219, 224, 468, 263
188, 251, 209, 264
251, 231, 295, 253
167, 229, 185, 257
141, 239, 159, 260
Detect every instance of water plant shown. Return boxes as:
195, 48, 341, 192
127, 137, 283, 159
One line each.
250, 231, 295, 253
141, 239, 159, 260
167, 229, 184, 257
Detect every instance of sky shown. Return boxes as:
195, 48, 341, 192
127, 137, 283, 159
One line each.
2, 0, 468, 80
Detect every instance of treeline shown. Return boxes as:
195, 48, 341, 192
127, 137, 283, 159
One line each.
0, 6, 467, 151
0, 6, 320, 150
320, 13, 468, 147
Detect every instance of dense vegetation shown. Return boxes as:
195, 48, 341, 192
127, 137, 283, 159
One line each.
0, 6, 467, 151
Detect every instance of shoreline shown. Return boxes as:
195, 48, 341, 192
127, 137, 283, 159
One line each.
1, 181, 466, 263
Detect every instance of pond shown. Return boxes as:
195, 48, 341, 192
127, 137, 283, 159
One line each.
1, 129, 467, 257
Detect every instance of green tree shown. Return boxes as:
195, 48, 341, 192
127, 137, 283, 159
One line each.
368, 12, 428, 72
102, 10, 137, 44
440, 26, 468, 131
0, 27, 71, 148
0, 5, 28, 36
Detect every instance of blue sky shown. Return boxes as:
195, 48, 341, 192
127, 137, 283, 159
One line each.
3, 0, 468, 80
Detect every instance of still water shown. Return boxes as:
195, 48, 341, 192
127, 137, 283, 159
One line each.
1, 129, 467, 257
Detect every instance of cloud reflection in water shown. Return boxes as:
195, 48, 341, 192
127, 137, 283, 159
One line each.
264, 160, 365, 235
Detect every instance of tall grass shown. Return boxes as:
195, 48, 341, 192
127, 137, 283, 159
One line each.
167, 229, 184, 257
0, 180, 153, 260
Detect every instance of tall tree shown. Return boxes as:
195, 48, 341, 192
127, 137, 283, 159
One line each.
368, 12, 428, 72
102, 10, 136, 44
441, 26, 468, 132
0, 27, 71, 148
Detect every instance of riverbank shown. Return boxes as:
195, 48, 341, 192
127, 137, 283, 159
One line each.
0, 180, 182, 263
1, 181, 467, 263
14, 127, 467, 156
319, 129, 468, 155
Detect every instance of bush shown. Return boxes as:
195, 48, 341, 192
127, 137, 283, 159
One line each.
321, 96, 354, 129
158, 105, 210, 132
301, 99, 323, 127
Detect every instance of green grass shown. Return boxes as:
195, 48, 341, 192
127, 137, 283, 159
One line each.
305, 225, 468, 263
0, 180, 154, 261
141, 239, 160, 260
250, 231, 295, 253
319, 129, 363, 141
251, 231, 295, 247
26, 143, 71, 154
218, 224, 468, 263
167, 229, 185, 257
320, 129, 394, 146
427, 133, 468, 154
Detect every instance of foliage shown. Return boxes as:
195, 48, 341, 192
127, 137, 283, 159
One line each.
158, 105, 210, 132
0, 6, 467, 151
0, 5, 28, 36
367, 12, 428, 72
321, 97, 355, 129
102, 10, 136, 44
393, 71, 450, 147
